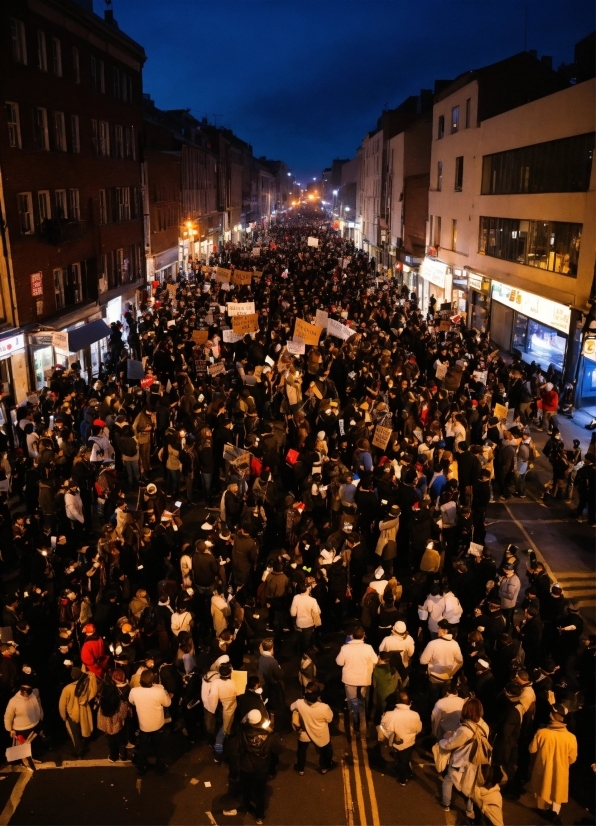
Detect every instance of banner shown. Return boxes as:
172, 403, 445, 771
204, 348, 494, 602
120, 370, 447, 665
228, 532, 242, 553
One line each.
315, 309, 329, 329
227, 301, 255, 317
215, 267, 231, 283
435, 362, 448, 380
307, 236, 319, 248
327, 318, 355, 341
294, 318, 322, 346
493, 403, 508, 420
192, 330, 209, 345
232, 313, 259, 335
222, 329, 244, 343
372, 425, 393, 450
231, 270, 252, 285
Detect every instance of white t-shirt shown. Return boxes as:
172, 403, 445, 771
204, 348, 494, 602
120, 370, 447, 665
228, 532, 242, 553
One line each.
129, 684, 171, 732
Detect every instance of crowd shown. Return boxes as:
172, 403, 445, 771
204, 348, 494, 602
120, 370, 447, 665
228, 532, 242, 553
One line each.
0, 208, 593, 825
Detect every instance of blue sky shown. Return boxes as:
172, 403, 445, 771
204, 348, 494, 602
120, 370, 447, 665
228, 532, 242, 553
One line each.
111, 0, 594, 181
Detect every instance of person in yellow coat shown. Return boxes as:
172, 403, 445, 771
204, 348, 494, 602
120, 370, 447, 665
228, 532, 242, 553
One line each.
528, 704, 577, 823
58, 667, 98, 758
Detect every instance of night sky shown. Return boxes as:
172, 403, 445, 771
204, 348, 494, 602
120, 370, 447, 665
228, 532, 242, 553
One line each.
111, 0, 593, 182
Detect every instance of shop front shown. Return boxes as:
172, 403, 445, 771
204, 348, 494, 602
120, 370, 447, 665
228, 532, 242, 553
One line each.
489, 279, 572, 377
419, 257, 452, 315
0, 334, 28, 404
466, 270, 492, 332
151, 247, 178, 283
29, 331, 70, 390
451, 268, 468, 321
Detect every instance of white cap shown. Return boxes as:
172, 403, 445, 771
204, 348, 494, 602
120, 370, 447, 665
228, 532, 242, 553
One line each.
374, 566, 385, 580
317, 431, 326, 441
246, 709, 262, 725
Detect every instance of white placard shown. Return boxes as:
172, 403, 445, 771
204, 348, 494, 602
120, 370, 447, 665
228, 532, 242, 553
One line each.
222, 329, 244, 343
307, 236, 319, 248
286, 338, 305, 355
265, 355, 275, 367
469, 542, 484, 557
315, 309, 329, 329
226, 301, 255, 317
252, 247, 261, 256
435, 362, 448, 380
327, 318, 355, 340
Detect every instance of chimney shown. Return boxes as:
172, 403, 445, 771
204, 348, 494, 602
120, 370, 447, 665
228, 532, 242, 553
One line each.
541, 55, 553, 69
528, 49, 537, 59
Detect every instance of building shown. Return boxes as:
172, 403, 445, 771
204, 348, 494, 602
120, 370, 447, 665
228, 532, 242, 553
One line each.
338, 152, 361, 244
0, 0, 146, 392
425, 48, 595, 403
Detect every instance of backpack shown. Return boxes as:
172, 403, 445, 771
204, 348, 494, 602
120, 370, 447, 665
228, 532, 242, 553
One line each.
462, 721, 493, 785
100, 680, 121, 716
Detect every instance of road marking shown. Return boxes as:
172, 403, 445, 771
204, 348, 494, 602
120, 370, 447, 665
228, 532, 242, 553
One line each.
349, 725, 367, 826
0, 769, 33, 825
358, 718, 380, 826
206, 812, 218, 826
341, 758, 355, 826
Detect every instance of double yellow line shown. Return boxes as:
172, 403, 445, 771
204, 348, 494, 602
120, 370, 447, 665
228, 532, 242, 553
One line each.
341, 716, 381, 826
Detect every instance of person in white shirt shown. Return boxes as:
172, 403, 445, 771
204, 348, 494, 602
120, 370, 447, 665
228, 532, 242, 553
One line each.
290, 584, 321, 654
380, 691, 422, 785
442, 589, 463, 628
65, 480, 85, 530
4, 683, 43, 740
379, 621, 415, 670
422, 585, 446, 637
368, 566, 389, 597
431, 681, 466, 739
290, 682, 335, 775
211, 662, 238, 761
128, 669, 171, 775
419, 622, 464, 704
336, 626, 378, 729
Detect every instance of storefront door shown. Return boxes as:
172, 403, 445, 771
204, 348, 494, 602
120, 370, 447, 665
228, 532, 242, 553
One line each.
490, 301, 514, 351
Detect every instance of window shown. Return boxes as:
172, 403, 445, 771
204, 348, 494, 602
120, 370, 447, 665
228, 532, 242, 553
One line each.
113, 66, 121, 99
433, 216, 441, 247
5, 103, 21, 148
98, 121, 110, 157
11, 19, 27, 65
53, 268, 65, 309
99, 60, 105, 93
70, 263, 82, 303
122, 73, 133, 103
54, 189, 67, 220
437, 115, 444, 140
69, 188, 80, 221
481, 132, 596, 194
451, 219, 457, 251
90, 55, 97, 88
437, 161, 443, 191
70, 114, 80, 153
99, 189, 107, 224
17, 193, 34, 234
117, 187, 130, 220
465, 98, 471, 129
454, 156, 464, 191
91, 119, 98, 154
478, 216, 582, 276
72, 46, 80, 83
51, 38, 62, 77
37, 191, 51, 223
53, 111, 67, 151
124, 127, 135, 160
37, 31, 47, 71
114, 124, 124, 158
451, 106, 459, 133
33, 107, 49, 150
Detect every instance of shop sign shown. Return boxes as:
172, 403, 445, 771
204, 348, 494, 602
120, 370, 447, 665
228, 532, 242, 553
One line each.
30, 272, 43, 297
491, 280, 571, 335
581, 337, 596, 361
420, 257, 449, 289
29, 331, 69, 350
0, 334, 25, 358
468, 273, 484, 291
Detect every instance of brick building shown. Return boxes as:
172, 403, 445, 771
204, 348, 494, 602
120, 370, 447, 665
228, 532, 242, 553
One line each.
0, 0, 145, 393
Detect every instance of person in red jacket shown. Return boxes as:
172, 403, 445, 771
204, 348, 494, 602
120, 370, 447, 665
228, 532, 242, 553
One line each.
80, 623, 109, 677
539, 383, 559, 433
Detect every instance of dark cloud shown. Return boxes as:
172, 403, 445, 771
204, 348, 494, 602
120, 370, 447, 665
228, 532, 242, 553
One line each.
113, 0, 593, 179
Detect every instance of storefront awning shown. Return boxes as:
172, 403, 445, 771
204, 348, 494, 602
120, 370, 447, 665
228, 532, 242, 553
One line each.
68, 319, 112, 352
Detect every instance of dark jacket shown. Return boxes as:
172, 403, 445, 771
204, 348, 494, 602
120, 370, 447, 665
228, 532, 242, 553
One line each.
191, 551, 219, 588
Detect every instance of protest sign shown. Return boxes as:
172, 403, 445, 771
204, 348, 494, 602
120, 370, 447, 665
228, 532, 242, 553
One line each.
226, 301, 255, 317
469, 542, 484, 557
231, 270, 252, 285
166, 284, 177, 297
307, 236, 319, 248
127, 360, 145, 380
435, 362, 448, 380
315, 309, 329, 329
473, 370, 488, 385
494, 403, 508, 420
286, 339, 306, 355
327, 318, 355, 340
439, 320, 451, 332
215, 267, 231, 283
372, 425, 393, 450
192, 330, 209, 345
232, 313, 259, 335
222, 329, 244, 343
251, 247, 261, 256
208, 362, 226, 377
294, 317, 322, 346
253, 271, 263, 279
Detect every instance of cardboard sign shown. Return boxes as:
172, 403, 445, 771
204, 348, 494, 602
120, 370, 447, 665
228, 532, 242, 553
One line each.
294, 318, 322, 346
469, 542, 484, 558
435, 362, 448, 380
286, 338, 306, 355
307, 236, 319, 248
253, 271, 263, 279
6, 743, 32, 762
227, 301, 255, 317
372, 425, 393, 450
327, 318, 355, 341
315, 309, 329, 329
494, 403, 508, 420
208, 362, 226, 377
488, 349, 500, 361
166, 284, 177, 297
231, 270, 252, 285
251, 247, 261, 256
215, 267, 232, 283
231, 669, 248, 696
191, 330, 209, 345
222, 329, 244, 343
232, 313, 259, 335
439, 320, 451, 332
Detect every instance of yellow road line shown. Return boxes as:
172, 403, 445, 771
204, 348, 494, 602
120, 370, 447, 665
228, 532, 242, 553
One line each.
349, 727, 368, 825
0, 769, 33, 825
358, 717, 380, 826
341, 757, 355, 826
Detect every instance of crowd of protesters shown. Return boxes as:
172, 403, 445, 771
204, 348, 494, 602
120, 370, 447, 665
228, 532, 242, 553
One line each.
0, 207, 593, 825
